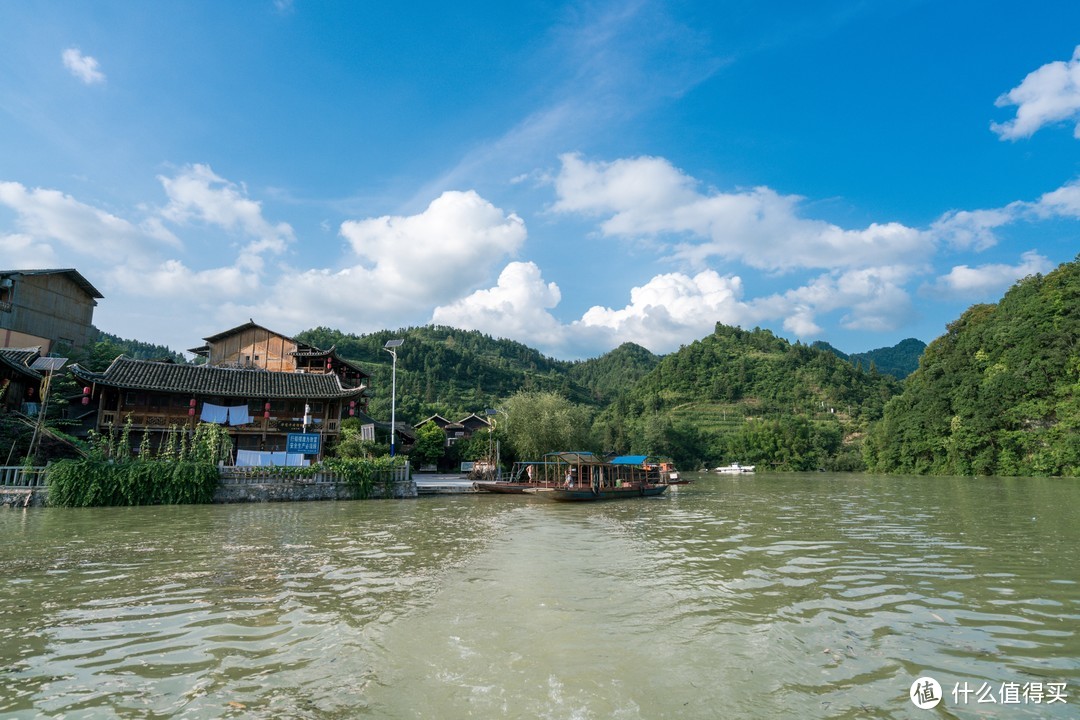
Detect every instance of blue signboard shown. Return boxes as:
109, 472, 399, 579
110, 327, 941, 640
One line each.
286, 433, 321, 455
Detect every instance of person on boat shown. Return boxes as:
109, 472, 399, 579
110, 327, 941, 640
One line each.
564, 470, 573, 487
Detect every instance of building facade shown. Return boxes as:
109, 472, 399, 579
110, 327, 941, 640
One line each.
0, 269, 103, 353
70, 322, 371, 462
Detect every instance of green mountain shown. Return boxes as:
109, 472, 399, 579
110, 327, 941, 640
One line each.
567, 342, 660, 404
296, 326, 595, 422
94, 329, 188, 365
813, 338, 926, 378
865, 256, 1080, 476
593, 324, 901, 470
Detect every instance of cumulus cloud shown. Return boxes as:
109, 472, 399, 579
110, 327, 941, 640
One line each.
0, 180, 178, 257
159, 164, 294, 255
216, 190, 529, 336
551, 153, 932, 271
432, 261, 565, 346
340, 190, 526, 303
992, 45, 1080, 140
62, 47, 105, 84
576, 270, 749, 348
925, 251, 1053, 299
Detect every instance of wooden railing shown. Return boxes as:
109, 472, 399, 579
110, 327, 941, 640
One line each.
0, 466, 48, 488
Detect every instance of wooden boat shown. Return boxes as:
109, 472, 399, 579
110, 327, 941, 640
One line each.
531, 451, 670, 502
545, 483, 669, 501
474, 480, 557, 494
715, 462, 755, 474
610, 455, 687, 485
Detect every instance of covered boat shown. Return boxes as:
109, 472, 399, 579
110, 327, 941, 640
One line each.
536, 451, 670, 502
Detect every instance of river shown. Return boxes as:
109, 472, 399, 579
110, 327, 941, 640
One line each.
1, 473, 1077, 718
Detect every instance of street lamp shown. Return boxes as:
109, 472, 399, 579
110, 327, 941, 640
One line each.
383, 339, 404, 456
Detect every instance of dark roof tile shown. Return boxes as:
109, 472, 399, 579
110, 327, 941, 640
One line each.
70, 357, 367, 400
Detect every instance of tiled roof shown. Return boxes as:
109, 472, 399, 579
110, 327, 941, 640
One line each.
0, 347, 42, 379
70, 357, 368, 400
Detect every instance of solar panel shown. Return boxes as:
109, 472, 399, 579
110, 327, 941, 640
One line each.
30, 357, 67, 372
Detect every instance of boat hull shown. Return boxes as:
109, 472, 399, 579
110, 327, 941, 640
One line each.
475, 481, 557, 494
544, 484, 669, 502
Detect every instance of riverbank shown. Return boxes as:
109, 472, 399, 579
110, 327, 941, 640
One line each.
0, 463, 418, 507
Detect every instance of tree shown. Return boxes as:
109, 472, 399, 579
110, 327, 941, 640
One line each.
412, 422, 448, 468
499, 391, 594, 463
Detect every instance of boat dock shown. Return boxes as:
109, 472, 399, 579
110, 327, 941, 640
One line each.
413, 474, 480, 494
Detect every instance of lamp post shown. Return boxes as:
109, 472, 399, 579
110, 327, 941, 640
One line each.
383, 339, 403, 456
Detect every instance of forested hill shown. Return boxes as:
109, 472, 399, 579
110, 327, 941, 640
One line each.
295, 326, 659, 421
813, 338, 926, 378
567, 342, 660, 403
592, 324, 901, 470
865, 256, 1080, 476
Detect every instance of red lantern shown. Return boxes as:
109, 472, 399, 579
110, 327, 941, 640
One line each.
189, 398, 196, 407
349, 400, 356, 417
188, 408, 195, 417
82, 386, 90, 405
326, 358, 333, 370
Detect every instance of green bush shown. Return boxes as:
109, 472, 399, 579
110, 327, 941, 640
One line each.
47, 458, 219, 507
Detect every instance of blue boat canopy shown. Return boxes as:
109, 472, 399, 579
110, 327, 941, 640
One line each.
610, 455, 648, 465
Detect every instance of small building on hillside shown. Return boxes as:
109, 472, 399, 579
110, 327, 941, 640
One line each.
415, 412, 494, 447
70, 321, 372, 463
0, 269, 103, 353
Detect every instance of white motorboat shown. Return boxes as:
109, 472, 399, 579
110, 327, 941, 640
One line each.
714, 462, 755, 474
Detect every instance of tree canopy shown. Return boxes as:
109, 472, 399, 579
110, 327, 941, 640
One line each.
865, 256, 1080, 476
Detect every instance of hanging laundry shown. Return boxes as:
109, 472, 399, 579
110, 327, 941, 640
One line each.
200, 403, 229, 424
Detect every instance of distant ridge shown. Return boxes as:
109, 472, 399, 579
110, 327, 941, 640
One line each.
812, 338, 926, 378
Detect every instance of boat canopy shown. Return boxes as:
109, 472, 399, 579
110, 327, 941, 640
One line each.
542, 451, 597, 464
610, 455, 647, 465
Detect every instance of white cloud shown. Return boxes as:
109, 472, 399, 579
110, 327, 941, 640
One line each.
62, 47, 106, 85
109, 259, 260, 300
734, 265, 917, 338
340, 190, 526, 303
159, 164, 294, 255
929, 206, 1019, 250
0, 233, 57, 267
432, 261, 565, 346
552, 153, 932, 271
926, 251, 1052, 299
210, 190, 529, 337
576, 270, 749, 349
0, 180, 178, 258
1032, 178, 1080, 218
992, 45, 1080, 140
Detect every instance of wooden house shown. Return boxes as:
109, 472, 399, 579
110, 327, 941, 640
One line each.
415, 412, 493, 448
0, 269, 103, 354
70, 322, 372, 462
0, 346, 43, 415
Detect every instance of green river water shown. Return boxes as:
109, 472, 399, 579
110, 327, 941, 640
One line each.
1, 473, 1077, 719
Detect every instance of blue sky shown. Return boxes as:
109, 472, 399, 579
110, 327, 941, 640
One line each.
2, 1, 1079, 360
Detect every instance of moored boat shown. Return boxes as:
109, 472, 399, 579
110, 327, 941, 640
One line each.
610, 455, 687, 485
715, 462, 755, 474
534, 451, 670, 502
